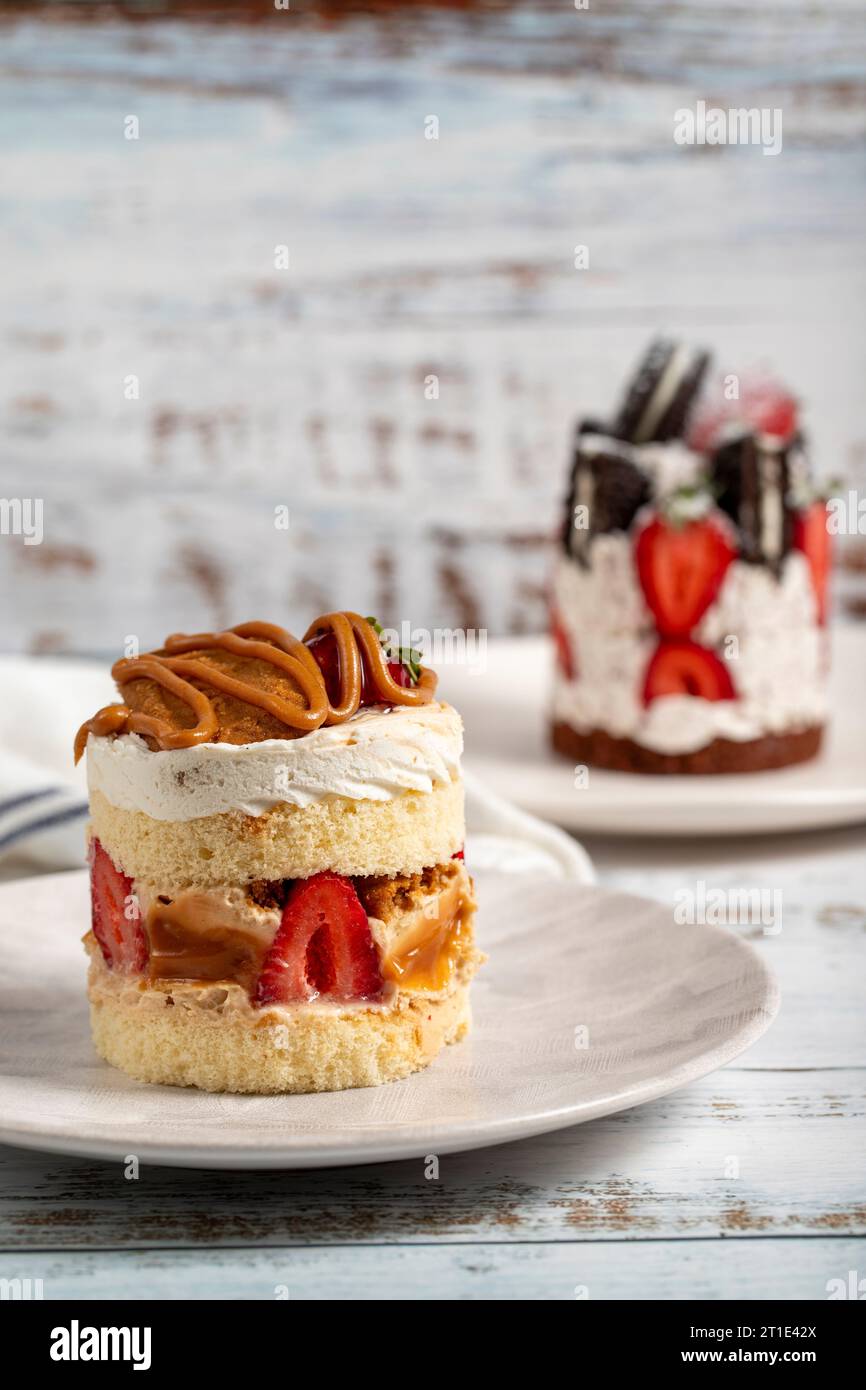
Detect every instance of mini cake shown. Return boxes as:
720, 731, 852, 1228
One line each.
74, 613, 481, 1093
551, 341, 833, 774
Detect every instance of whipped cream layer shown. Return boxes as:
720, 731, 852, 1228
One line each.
552, 539, 828, 755
86, 701, 463, 821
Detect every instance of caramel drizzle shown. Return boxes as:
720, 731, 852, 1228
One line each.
74, 612, 437, 762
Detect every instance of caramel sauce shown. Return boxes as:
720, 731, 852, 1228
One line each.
380, 879, 468, 992
146, 892, 265, 991
74, 612, 437, 761
142, 879, 470, 998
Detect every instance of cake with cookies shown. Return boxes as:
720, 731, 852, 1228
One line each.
551, 340, 833, 774
74, 612, 480, 1093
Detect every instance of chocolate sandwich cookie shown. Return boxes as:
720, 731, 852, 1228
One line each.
563, 429, 651, 565
710, 430, 799, 574
612, 338, 711, 445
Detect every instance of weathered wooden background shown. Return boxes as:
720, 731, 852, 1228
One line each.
1, 0, 865, 653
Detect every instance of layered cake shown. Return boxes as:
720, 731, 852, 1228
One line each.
551, 340, 833, 774
74, 613, 481, 1093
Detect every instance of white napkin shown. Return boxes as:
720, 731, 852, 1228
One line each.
462, 770, 594, 882
0, 657, 594, 883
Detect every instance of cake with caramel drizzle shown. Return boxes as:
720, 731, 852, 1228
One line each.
74, 612, 481, 1094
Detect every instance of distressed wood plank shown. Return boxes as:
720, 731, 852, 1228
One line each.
1, 1236, 863, 1302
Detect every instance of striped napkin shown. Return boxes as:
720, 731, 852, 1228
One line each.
0, 657, 113, 870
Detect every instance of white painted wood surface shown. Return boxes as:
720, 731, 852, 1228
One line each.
3, 1239, 865, 1302
1, 2, 865, 652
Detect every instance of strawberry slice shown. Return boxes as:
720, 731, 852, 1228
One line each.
635, 512, 736, 638
793, 500, 832, 624
688, 378, 798, 453
88, 838, 148, 973
306, 630, 343, 705
642, 640, 736, 706
371, 659, 414, 697
550, 605, 576, 681
306, 628, 414, 707
255, 871, 383, 1006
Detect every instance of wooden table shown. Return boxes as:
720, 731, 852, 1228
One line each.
1, 822, 863, 1300
1, 1, 865, 650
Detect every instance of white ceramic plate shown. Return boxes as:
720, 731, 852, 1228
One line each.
0, 869, 777, 1169
439, 626, 866, 837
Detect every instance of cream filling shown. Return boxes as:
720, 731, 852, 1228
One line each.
134, 881, 280, 951
91, 863, 477, 1014
86, 701, 463, 821
86, 944, 397, 1020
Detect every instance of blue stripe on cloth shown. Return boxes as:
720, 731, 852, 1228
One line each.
0, 801, 89, 853
0, 787, 64, 820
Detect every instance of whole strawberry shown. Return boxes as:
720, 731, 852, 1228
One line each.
306, 616, 421, 707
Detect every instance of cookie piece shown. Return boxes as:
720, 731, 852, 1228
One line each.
710, 431, 799, 573
563, 431, 651, 564
117, 643, 308, 746
612, 339, 711, 445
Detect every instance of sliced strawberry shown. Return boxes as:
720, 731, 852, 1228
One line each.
305, 631, 342, 705
642, 640, 736, 706
255, 871, 383, 1006
688, 378, 798, 453
364, 658, 413, 700
451, 847, 465, 861
550, 605, 576, 680
88, 837, 147, 973
306, 630, 414, 706
794, 500, 832, 624
635, 512, 736, 639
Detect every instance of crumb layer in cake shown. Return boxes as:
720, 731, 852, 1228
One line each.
88, 980, 471, 1094
89, 778, 464, 889
552, 719, 823, 775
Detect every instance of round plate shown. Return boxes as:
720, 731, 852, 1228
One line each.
439, 627, 866, 837
0, 869, 777, 1169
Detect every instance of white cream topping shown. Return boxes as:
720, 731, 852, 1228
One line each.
574, 432, 615, 460
86, 701, 463, 821
552, 541, 828, 755
633, 440, 704, 499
